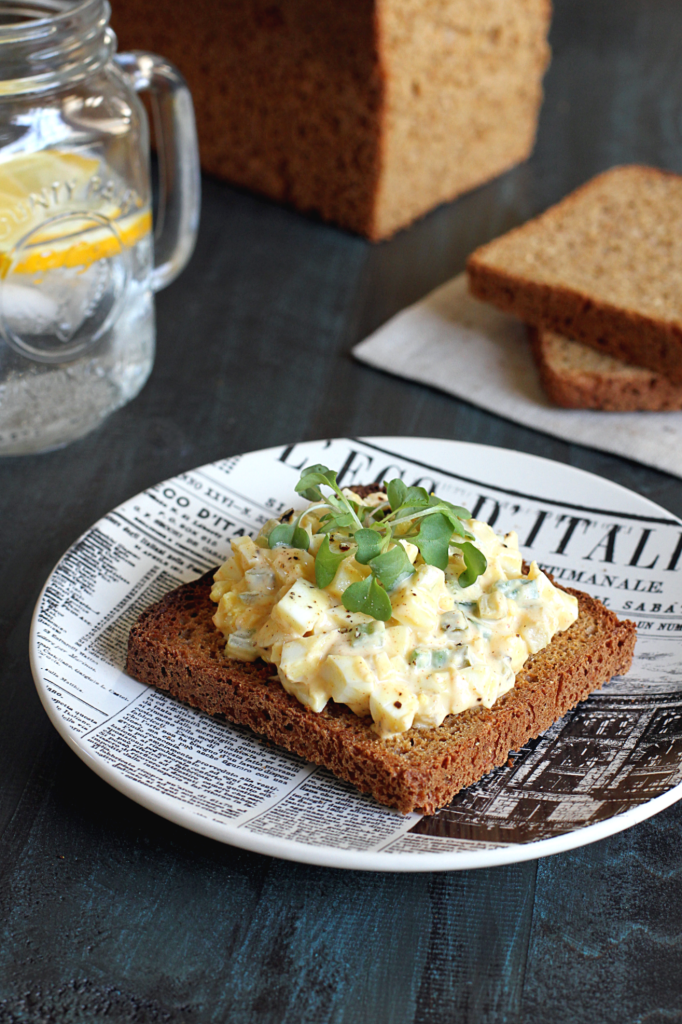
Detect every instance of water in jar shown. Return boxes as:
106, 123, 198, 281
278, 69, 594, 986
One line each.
0, 148, 154, 455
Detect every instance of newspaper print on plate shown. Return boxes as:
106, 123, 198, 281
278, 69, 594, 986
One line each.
32, 437, 682, 861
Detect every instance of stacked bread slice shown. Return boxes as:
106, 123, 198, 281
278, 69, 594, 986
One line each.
467, 165, 682, 410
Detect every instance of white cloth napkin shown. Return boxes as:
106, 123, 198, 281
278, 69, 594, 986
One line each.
353, 273, 682, 479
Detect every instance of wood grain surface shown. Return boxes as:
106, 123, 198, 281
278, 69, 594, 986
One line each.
2, 1, 682, 1021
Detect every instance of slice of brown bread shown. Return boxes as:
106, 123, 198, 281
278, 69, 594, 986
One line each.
467, 166, 682, 383
531, 327, 682, 411
126, 572, 636, 815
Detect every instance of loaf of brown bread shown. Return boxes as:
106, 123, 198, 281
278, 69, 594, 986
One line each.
126, 571, 635, 815
112, 0, 551, 239
467, 166, 682, 382
531, 327, 682, 411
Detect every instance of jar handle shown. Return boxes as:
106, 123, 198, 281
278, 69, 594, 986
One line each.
114, 51, 201, 292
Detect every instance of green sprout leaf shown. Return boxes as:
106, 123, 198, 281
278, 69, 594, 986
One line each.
403, 486, 431, 507
369, 544, 415, 592
441, 511, 469, 539
297, 463, 337, 485
294, 467, 486, 622
268, 523, 309, 550
294, 463, 363, 530
295, 464, 338, 502
317, 510, 358, 535
268, 523, 292, 547
385, 478, 407, 511
454, 541, 487, 588
354, 528, 383, 564
413, 513, 454, 570
315, 536, 348, 588
430, 494, 471, 519
292, 525, 310, 550
297, 483, 323, 502
342, 575, 393, 621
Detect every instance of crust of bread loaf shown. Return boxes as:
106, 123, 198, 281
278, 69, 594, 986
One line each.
112, 0, 551, 240
530, 327, 682, 411
467, 166, 682, 383
125, 572, 635, 815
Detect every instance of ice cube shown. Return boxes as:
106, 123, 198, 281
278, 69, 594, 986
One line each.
0, 282, 59, 334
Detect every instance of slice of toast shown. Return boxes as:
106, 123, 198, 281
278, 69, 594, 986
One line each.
467, 165, 682, 383
531, 327, 682, 411
126, 572, 636, 815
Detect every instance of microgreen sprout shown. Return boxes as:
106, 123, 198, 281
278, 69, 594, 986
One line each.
268, 508, 309, 551
275, 465, 488, 621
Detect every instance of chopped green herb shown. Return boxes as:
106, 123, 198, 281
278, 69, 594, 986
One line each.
350, 620, 386, 649
408, 648, 452, 671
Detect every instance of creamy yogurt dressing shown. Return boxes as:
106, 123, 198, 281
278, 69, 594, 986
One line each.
211, 495, 578, 738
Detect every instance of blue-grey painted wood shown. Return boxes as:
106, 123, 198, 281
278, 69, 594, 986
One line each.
2, 1, 682, 1020
522, 802, 682, 1023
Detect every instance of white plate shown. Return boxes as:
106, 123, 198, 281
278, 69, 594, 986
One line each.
30, 437, 682, 871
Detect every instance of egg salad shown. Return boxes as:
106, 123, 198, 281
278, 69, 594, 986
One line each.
210, 472, 578, 738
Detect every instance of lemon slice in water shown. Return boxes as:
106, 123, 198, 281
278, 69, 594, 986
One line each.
0, 150, 151, 278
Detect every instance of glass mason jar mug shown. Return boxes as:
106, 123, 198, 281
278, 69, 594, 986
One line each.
0, 0, 200, 455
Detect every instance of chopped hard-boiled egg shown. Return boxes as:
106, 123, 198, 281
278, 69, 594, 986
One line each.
271, 578, 331, 635
211, 495, 578, 738
322, 655, 376, 715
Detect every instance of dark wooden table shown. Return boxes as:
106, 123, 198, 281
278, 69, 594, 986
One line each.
3, 2, 682, 1020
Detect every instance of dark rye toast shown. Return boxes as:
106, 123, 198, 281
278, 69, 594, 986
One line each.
126, 571, 636, 816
